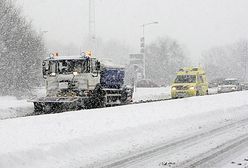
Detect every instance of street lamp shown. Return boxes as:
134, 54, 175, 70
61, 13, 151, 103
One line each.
140, 21, 158, 79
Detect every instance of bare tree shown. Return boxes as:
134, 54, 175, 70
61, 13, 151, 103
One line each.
202, 40, 248, 82
0, 0, 45, 97
144, 37, 189, 85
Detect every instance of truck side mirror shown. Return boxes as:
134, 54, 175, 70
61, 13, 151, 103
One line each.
42, 61, 49, 79
95, 61, 101, 71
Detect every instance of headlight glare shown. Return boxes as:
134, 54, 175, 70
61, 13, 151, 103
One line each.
73, 72, 79, 76
172, 87, 176, 91
50, 72, 56, 76
189, 86, 195, 90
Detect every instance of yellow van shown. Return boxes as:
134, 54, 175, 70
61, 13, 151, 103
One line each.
171, 67, 208, 98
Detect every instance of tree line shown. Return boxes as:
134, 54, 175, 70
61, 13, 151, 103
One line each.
201, 40, 248, 82
0, 0, 45, 97
125, 37, 190, 86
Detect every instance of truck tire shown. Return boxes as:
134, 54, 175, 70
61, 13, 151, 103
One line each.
34, 102, 43, 115
120, 87, 133, 104
120, 92, 128, 103
92, 84, 106, 108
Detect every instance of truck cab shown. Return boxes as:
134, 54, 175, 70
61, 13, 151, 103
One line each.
42, 54, 101, 97
171, 67, 208, 98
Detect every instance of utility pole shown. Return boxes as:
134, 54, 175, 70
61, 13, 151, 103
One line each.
89, 0, 96, 52
140, 21, 158, 79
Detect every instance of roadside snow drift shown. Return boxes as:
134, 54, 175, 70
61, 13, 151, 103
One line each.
0, 96, 33, 120
0, 87, 171, 120
1, 91, 248, 168
133, 87, 170, 101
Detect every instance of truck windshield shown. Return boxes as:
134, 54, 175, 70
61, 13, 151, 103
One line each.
48, 59, 91, 74
223, 80, 238, 85
174, 75, 196, 83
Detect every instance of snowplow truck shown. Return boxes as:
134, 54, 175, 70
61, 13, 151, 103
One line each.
30, 54, 133, 114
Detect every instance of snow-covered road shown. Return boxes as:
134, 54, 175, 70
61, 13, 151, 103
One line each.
104, 115, 248, 168
0, 90, 248, 168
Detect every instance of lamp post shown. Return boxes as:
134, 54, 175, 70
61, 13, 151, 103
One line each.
140, 21, 158, 79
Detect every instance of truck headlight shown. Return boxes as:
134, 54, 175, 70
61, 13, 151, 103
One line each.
50, 72, 56, 76
73, 72, 79, 76
189, 86, 195, 90
172, 87, 176, 91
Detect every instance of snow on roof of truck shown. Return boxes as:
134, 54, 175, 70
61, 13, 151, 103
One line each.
45, 55, 125, 69
46, 55, 90, 60
177, 67, 206, 75
100, 60, 125, 69
225, 78, 238, 81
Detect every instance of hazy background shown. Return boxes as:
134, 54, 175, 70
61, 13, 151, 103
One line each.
1, 0, 248, 96
16, 0, 248, 64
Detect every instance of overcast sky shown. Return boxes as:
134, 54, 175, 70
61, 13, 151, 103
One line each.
16, 0, 248, 62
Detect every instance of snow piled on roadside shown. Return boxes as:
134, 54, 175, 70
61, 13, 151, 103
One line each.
133, 86, 170, 101
0, 91, 248, 168
0, 86, 218, 120
133, 86, 218, 102
0, 87, 170, 120
0, 96, 33, 120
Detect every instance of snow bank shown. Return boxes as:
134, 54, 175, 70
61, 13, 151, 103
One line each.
0, 96, 33, 120
133, 86, 218, 102
133, 86, 170, 101
0, 86, 217, 120
0, 87, 168, 120
0, 91, 248, 168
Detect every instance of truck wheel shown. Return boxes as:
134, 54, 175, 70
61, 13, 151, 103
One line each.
99, 97, 106, 108
92, 84, 106, 108
84, 99, 93, 109
120, 87, 133, 104
34, 102, 43, 115
90, 96, 106, 108
120, 91, 128, 104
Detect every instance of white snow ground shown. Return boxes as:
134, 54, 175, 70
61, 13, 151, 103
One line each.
0, 96, 33, 120
132, 86, 170, 101
0, 90, 248, 168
